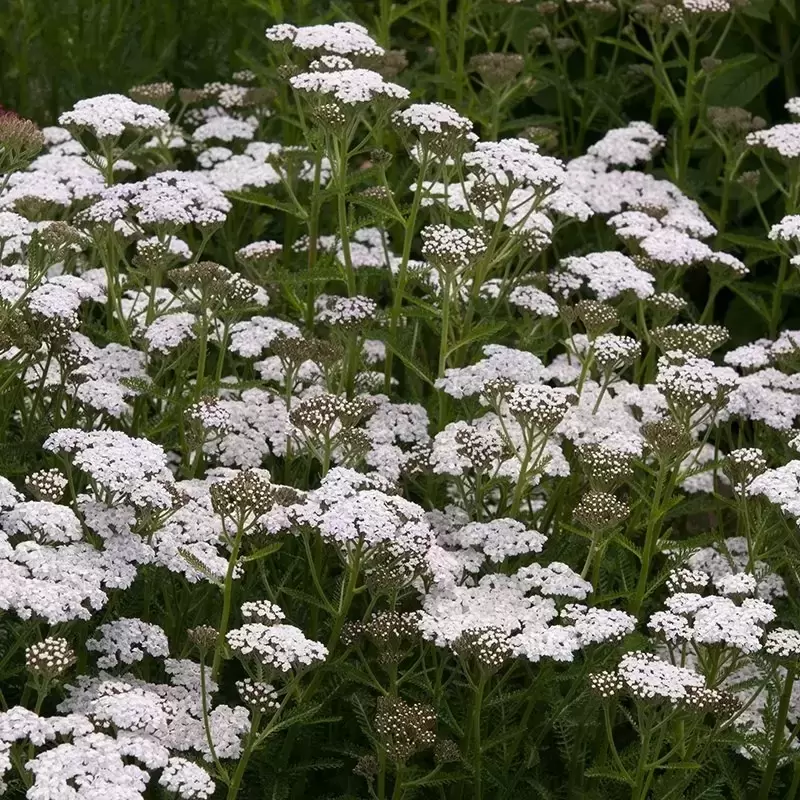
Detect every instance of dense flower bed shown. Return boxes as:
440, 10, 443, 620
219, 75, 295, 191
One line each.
1, 9, 800, 800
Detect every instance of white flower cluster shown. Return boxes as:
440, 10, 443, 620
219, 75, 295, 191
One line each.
551, 252, 655, 300
159, 757, 216, 799
264, 468, 435, 568
418, 564, 634, 664
59, 93, 170, 139
748, 123, 800, 159
81, 171, 231, 229
463, 138, 565, 192
290, 68, 409, 105
649, 592, 775, 654
226, 621, 328, 671
616, 652, 706, 702
436, 345, 545, 399
44, 429, 176, 509
86, 618, 171, 668
587, 122, 665, 167
437, 517, 548, 563
266, 22, 384, 57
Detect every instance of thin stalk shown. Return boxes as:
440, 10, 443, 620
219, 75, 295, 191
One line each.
305, 155, 323, 331
470, 673, 488, 800
630, 461, 668, 616
226, 710, 262, 800
758, 666, 796, 800
385, 149, 429, 393
770, 255, 789, 338
212, 519, 245, 680
437, 276, 453, 379
334, 137, 356, 296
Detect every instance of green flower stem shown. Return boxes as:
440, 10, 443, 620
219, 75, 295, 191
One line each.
302, 546, 362, 703
334, 136, 356, 297
199, 657, 228, 783
508, 429, 534, 519
758, 665, 796, 800
437, 0, 449, 99
580, 529, 600, 580
470, 672, 488, 800
343, 329, 359, 398
437, 276, 453, 380
212, 518, 245, 681
604, 705, 632, 784
770, 255, 789, 338
377, 750, 387, 800
788, 760, 800, 799
193, 317, 210, 402
305, 155, 324, 332
226, 710, 263, 800
385, 149, 429, 393
391, 764, 405, 800
630, 461, 668, 616
454, 0, 471, 105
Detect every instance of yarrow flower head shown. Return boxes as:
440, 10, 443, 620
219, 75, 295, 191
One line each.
421, 224, 489, 275
289, 69, 409, 106
463, 138, 565, 194
593, 334, 641, 371
724, 448, 767, 491
314, 294, 378, 327
43, 428, 176, 510
86, 618, 170, 669
577, 444, 634, 489
393, 102, 475, 152
81, 171, 231, 231
374, 696, 436, 763
241, 600, 285, 624
159, 758, 216, 799
573, 491, 630, 530
764, 628, 800, 660
236, 679, 279, 713
26, 637, 76, 680
226, 621, 328, 672
616, 651, 706, 703
587, 121, 665, 167
652, 323, 729, 357
503, 383, 578, 431
186, 398, 233, 434
25, 468, 68, 502
266, 22, 384, 58
656, 353, 738, 412
588, 670, 624, 698
59, 93, 169, 140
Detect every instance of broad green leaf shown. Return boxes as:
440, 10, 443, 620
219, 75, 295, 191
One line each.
721, 232, 780, 254
706, 54, 779, 107
742, 0, 776, 18
728, 284, 771, 322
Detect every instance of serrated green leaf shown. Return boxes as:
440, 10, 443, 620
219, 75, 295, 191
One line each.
267, 266, 345, 287
264, 705, 337, 737
585, 767, 634, 785
241, 542, 283, 562
227, 190, 308, 219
